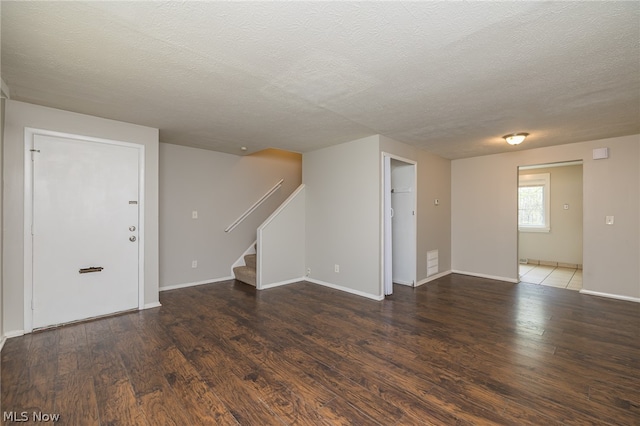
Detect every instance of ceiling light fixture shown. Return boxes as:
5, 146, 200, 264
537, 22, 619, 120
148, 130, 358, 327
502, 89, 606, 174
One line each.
503, 132, 529, 145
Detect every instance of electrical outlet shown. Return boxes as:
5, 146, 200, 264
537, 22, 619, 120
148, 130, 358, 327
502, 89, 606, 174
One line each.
306, 268, 311, 276
192, 260, 198, 268
334, 264, 340, 273
192, 210, 198, 219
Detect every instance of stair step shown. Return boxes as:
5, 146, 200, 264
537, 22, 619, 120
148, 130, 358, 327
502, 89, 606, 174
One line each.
244, 254, 257, 269
233, 265, 256, 287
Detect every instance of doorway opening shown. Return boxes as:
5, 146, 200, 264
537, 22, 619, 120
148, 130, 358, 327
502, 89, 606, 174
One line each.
382, 153, 417, 296
517, 160, 583, 290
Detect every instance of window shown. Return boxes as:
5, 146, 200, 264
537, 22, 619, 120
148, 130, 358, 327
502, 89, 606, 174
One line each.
518, 173, 550, 232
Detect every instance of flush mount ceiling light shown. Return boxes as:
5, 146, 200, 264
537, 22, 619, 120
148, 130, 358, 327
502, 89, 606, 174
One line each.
503, 132, 529, 145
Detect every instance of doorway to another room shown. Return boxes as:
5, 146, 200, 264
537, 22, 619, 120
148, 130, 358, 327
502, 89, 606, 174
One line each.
517, 161, 583, 291
383, 153, 417, 296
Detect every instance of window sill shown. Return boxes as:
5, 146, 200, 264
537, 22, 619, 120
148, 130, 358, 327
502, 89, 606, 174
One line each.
519, 227, 550, 233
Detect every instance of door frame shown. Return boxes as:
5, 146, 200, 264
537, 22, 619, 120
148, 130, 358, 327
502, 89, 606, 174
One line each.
380, 152, 417, 296
23, 127, 146, 333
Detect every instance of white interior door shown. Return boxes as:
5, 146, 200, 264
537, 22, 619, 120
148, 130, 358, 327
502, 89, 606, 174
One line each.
391, 160, 416, 286
32, 134, 140, 328
383, 155, 393, 296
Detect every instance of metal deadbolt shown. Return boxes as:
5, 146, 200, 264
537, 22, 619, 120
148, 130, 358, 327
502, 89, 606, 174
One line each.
129, 236, 137, 242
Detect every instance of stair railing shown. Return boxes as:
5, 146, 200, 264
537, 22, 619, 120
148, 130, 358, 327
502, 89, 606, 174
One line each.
225, 179, 284, 233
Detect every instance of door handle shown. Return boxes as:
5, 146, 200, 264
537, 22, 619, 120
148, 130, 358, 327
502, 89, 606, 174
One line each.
129, 236, 137, 242
129, 226, 136, 232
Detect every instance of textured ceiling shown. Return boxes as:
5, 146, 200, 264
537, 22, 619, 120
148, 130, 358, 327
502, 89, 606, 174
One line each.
2, 1, 639, 159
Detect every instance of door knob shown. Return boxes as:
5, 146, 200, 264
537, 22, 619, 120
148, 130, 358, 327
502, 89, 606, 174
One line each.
129, 226, 136, 232
129, 236, 137, 242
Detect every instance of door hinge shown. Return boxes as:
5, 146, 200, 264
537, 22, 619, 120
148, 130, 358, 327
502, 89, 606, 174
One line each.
30, 149, 40, 161
31, 299, 35, 310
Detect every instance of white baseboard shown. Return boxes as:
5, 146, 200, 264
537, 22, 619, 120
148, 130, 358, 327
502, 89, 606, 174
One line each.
4, 330, 25, 339
451, 270, 519, 283
416, 270, 452, 286
260, 277, 305, 290
160, 276, 234, 292
393, 279, 414, 286
305, 278, 384, 301
579, 289, 640, 303
0, 337, 5, 353
143, 302, 162, 309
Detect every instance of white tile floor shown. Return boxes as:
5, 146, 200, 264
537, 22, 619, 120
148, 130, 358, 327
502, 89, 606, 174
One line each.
519, 264, 582, 290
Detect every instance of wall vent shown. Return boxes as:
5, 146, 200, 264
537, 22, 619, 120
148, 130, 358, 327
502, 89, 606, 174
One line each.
427, 250, 439, 277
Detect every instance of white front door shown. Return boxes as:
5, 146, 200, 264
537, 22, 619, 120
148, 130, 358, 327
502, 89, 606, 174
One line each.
32, 134, 140, 328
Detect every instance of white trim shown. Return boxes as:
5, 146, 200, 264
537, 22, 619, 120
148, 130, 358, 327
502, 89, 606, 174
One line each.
394, 279, 414, 286
451, 270, 519, 283
257, 184, 305, 289
0, 338, 5, 353
23, 128, 146, 333
259, 277, 305, 290
137, 145, 146, 310
579, 290, 640, 303
519, 160, 583, 170
380, 152, 417, 297
415, 270, 452, 286
305, 278, 384, 301
258, 184, 305, 230
159, 276, 235, 292
4, 330, 25, 339
143, 302, 162, 309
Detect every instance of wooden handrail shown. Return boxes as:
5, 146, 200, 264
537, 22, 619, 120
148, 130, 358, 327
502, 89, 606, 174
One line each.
225, 179, 283, 233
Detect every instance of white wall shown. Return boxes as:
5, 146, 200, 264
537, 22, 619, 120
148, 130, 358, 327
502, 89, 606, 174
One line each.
452, 134, 640, 300
380, 136, 452, 283
258, 185, 306, 288
159, 144, 302, 289
3, 100, 160, 334
518, 164, 583, 265
304, 135, 382, 299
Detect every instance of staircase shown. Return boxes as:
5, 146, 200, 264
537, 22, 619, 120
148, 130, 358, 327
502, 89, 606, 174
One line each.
233, 253, 257, 287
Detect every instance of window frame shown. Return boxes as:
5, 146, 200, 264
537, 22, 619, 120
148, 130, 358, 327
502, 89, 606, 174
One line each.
518, 173, 551, 233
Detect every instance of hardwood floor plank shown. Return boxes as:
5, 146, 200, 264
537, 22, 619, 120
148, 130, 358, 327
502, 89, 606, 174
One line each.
53, 370, 99, 426
159, 345, 240, 426
92, 377, 149, 426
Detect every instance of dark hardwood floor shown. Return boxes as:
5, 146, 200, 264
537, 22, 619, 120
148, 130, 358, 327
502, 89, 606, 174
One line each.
2, 274, 639, 425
